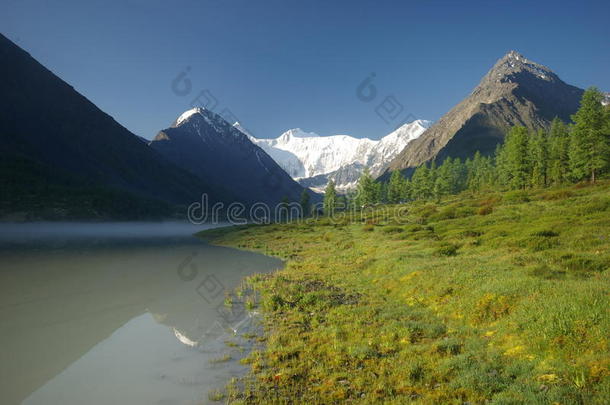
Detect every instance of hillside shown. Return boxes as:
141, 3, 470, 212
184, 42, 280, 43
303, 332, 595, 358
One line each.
0, 34, 233, 219
201, 182, 610, 404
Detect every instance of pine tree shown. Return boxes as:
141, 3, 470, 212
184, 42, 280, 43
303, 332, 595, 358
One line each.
323, 180, 337, 215
450, 157, 467, 193
387, 170, 405, 204
569, 87, 609, 183
529, 129, 549, 188
299, 189, 311, 218
356, 168, 377, 207
410, 164, 431, 200
433, 159, 452, 199
547, 118, 570, 185
279, 195, 290, 222
494, 142, 510, 188
504, 126, 530, 189
467, 152, 493, 192
401, 178, 412, 201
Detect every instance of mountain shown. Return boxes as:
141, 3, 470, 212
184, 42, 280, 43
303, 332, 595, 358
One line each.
0, 33, 234, 220
246, 120, 431, 191
386, 51, 585, 173
150, 108, 309, 205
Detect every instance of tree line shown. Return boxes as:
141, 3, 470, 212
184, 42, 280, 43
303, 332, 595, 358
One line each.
322, 87, 609, 212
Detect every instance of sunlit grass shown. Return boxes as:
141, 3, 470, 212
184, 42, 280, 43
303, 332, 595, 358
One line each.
199, 181, 610, 404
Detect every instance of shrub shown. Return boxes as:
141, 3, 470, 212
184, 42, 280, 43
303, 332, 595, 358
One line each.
436, 338, 462, 356
578, 198, 610, 215
431, 206, 457, 221
413, 203, 438, 223
528, 265, 566, 280
503, 190, 530, 203
435, 242, 459, 256
541, 190, 574, 200
477, 205, 493, 215
362, 224, 375, 232
559, 254, 610, 276
478, 195, 501, 206
381, 226, 404, 234
531, 229, 559, 238
461, 230, 483, 238
519, 236, 560, 251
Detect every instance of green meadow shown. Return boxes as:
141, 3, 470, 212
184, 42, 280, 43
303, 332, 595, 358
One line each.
200, 182, 610, 404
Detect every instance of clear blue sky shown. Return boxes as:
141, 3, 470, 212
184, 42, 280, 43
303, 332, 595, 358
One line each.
1, 0, 608, 139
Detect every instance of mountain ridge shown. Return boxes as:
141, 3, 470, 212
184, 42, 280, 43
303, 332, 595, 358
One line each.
245, 120, 431, 191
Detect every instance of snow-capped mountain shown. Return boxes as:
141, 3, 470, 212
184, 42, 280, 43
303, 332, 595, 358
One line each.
240, 120, 431, 191
150, 107, 311, 205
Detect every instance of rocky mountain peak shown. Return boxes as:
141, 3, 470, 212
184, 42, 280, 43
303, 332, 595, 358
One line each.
385, 51, 584, 173
482, 50, 557, 87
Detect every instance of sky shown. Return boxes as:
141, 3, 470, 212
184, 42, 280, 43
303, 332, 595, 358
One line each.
1, 0, 609, 140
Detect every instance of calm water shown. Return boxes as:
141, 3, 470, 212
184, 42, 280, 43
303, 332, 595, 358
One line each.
0, 222, 282, 405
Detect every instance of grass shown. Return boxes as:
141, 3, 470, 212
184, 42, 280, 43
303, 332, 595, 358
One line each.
199, 181, 610, 404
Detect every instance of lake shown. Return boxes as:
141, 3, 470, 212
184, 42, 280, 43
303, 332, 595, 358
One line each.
0, 222, 282, 405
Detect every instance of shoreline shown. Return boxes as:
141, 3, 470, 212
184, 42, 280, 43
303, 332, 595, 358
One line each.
198, 183, 610, 404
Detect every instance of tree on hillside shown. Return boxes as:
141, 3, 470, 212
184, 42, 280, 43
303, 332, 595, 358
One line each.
387, 170, 406, 204
547, 118, 570, 185
299, 189, 311, 218
494, 142, 510, 188
529, 129, 549, 188
433, 159, 453, 199
356, 168, 377, 207
467, 152, 494, 192
323, 180, 337, 215
410, 163, 432, 200
569, 87, 609, 183
504, 126, 530, 189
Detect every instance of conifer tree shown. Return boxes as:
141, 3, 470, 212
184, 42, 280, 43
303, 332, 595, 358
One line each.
494, 142, 510, 188
569, 87, 609, 183
323, 180, 337, 215
356, 167, 377, 207
299, 189, 311, 218
433, 159, 453, 199
387, 170, 405, 204
548, 118, 570, 185
504, 126, 530, 189
410, 164, 431, 200
529, 129, 549, 188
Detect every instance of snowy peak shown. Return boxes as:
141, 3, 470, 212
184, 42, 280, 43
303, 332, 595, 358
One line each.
173, 107, 207, 127
151, 108, 308, 206
249, 119, 431, 191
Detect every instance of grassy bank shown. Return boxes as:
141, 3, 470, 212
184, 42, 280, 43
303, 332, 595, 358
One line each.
200, 182, 610, 404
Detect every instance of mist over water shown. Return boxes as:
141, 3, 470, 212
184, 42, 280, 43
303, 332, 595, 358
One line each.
0, 222, 281, 405
0, 221, 222, 245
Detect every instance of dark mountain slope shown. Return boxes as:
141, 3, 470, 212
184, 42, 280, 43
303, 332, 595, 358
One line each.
0, 33, 233, 218
150, 108, 309, 206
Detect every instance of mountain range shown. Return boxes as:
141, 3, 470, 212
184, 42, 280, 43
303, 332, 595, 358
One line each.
0, 34, 307, 219
245, 120, 431, 191
0, 32, 599, 219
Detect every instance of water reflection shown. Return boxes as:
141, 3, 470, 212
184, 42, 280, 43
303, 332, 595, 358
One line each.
0, 223, 281, 405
